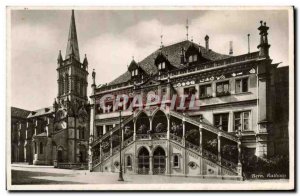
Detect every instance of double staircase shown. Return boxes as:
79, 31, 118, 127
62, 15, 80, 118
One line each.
91, 110, 241, 178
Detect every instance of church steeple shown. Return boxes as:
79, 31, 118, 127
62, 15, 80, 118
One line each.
57, 10, 88, 105
65, 10, 80, 62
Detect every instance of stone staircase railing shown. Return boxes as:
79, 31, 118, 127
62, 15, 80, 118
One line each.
92, 115, 134, 147
169, 111, 239, 142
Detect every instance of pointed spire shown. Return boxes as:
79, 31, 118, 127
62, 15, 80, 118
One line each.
65, 10, 80, 62
83, 54, 88, 67
57, 50, 63, 64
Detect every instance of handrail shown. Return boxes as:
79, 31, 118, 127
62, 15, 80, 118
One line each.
92, 115, 134, 147
169, 111, 239, 142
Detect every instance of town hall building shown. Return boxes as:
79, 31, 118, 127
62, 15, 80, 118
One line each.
89, 21, 289, 179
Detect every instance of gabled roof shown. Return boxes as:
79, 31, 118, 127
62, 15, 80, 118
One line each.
11, 107, 31, 119
108, 40, 229, 86
27, 106, 54, 118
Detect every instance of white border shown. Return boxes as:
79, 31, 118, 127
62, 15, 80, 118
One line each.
4, 5, 295, 192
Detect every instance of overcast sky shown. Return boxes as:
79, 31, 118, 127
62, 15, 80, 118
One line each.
10, 9, 289, 110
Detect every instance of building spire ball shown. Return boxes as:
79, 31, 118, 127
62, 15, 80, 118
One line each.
186, 18, 189, 40
160, 34, 163, 48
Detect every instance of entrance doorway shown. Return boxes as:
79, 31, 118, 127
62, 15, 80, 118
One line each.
153, 147, 166, 175
57, 147, 63, 163
137, 147, 149, 174
79, 145, 87, 163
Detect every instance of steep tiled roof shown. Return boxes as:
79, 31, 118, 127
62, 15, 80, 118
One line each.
27, 106, 54, 118
108, 40, 229, 86
11, 107, 31, 119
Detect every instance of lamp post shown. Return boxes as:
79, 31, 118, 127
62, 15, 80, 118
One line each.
118, 109, 124, 181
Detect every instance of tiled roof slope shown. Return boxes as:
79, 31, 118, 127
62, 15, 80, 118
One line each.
108, 40, 229, 86
27, 106, 54, 118
11, 107, 31, 119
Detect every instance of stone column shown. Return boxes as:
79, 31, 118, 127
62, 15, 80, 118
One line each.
182, 119, 186, 146
110, 132, 113, 156
149, 156, 153, 175
133, 118, 136, 141
217, 133, 221, 163
89, 100, 95, 137
149, 117, 153, 131
167, 115, 170, 140
237, 138, 242, 176
99, 143, 103, 172
182, 119, 186, 176
199, 126, 203, 155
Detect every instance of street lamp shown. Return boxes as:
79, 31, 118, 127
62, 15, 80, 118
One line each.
118, 107, 124, 181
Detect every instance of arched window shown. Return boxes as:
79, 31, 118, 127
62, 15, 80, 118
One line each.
127, 156, 132, 167
65, 75, 69, 93
39, 142, 44, 154
189, 55, 193, 63
173, 154, 179, 168
135, 69, 138, 76
79, 127, 85, 139
61, 77, 65, 95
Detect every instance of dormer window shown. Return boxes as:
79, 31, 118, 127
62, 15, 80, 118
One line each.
132, 69, 138, 76
158, 62, 166, 70
188, 54, 198, 63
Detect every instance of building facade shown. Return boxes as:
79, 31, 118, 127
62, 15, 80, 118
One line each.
10, 11, 90, 168
89, 21, 289, 178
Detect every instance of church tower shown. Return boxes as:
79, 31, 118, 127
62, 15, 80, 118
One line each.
56, 10, 89, 105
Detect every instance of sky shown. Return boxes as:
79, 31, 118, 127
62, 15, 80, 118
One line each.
10, 9, 290, 111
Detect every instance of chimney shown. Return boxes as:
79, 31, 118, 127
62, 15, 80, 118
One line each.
205, 35, 209, 50
229, 41, 233, 55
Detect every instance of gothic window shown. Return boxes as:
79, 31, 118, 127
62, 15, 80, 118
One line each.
189, 55, 193, 63
173, 154, 179, 168
39, 142, 44, 154
79, 128, 85, 139
214, 113, 229, 132
234, 111, 250, 132
127, 156, 132, 167
61, 77, 65, 95
236, 77, 249, 93
65, 75, 69, 93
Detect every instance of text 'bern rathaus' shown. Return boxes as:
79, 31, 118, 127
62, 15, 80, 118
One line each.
11, 10, 289, 180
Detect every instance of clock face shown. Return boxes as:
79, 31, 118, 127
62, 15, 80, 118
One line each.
61, 121, 67, 129
54, 121, 67, 131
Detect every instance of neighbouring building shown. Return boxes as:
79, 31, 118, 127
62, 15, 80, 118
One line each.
89, 21, 289, 179
10, 10, 90, 169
